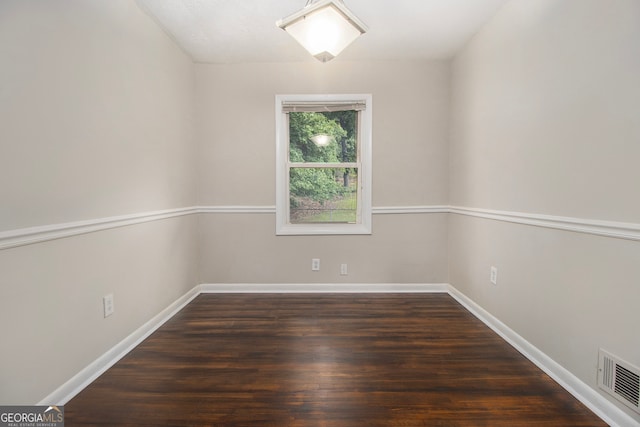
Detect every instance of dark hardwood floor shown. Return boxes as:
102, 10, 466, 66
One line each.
65, 294, 607, 426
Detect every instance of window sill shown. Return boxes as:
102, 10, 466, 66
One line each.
276, 222, 371, 236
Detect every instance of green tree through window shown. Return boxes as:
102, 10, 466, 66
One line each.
288, 110, 358, 223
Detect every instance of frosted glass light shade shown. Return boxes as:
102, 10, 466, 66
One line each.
277, 0, 368, 62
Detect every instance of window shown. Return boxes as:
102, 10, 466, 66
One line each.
276, 94, 372, 235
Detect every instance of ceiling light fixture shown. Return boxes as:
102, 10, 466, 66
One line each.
276, 0, 368, 63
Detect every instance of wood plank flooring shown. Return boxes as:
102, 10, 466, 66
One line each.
65, 294, 607, 426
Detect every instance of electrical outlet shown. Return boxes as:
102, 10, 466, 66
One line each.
340, 263, 348, 276
103, 294, 114, 317
490, 266, 498, 285
311, 258, 320, 271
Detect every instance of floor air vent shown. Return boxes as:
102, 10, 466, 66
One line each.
598, 349, 640, 414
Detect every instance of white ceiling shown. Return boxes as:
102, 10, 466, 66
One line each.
136, 0, 509, 63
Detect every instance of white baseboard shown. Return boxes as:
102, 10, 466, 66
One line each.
38, 285, 202, 406
40, 282, 636, 426
447, 285, 638, 427
199, 283, 449, 293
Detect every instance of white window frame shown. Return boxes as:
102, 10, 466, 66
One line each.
275, 94, 372, 235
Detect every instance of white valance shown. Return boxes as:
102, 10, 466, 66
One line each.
282, 100, 366, 113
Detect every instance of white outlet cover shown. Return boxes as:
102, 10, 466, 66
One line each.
103, 294, 114, 317
311, 258, 320, 271
340, 264, 348, 275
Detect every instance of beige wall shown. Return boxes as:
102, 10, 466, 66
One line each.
0, 1, 196, 229
198, 213, 447, 284
195, 60, 450, 283
0, 1, 198, 404
448, 0, 640, 421
449, 0, 640, 221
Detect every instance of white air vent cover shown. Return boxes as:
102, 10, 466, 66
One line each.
598, 349, 640, 414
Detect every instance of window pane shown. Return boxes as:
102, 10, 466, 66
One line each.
290, 168, 358, 224
289, 111, 357, 163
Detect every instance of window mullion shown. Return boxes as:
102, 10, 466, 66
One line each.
289, 162, 358, 168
